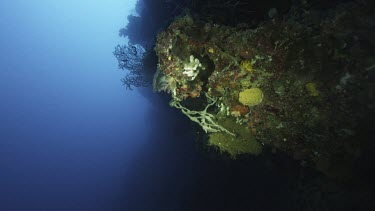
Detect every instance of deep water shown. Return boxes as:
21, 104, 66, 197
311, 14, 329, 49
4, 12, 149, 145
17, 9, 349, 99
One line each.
1, 1, 375, 211
119, 90, 290, 211
122, 89, 375, 211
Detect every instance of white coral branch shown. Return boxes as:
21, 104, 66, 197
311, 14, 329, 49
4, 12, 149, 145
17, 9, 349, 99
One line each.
170, 94, 235, 136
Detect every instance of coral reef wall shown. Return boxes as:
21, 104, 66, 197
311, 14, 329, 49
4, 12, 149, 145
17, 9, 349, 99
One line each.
154, 0, 375, 180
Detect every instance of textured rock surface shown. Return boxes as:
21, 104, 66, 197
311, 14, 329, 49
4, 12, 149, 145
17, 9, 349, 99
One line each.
154, 1, 375, 180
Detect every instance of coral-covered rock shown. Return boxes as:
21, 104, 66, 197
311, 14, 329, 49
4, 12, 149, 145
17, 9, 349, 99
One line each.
154, 0, 375, 180
230, 104, 250, 117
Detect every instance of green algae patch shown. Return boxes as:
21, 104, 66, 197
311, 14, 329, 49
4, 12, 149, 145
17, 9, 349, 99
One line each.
208, 117, 262, 158
305, 82, 320, 97
209, 132, 262, 158
240, 60, 254, 73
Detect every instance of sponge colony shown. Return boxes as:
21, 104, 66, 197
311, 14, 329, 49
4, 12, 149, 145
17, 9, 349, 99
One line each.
239, 88, 263, 106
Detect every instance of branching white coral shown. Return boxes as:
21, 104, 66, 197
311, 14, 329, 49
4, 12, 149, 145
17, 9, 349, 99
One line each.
170, 94, 235, 136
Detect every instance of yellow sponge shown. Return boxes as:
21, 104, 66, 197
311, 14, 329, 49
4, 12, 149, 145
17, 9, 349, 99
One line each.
239, 88, 263, 106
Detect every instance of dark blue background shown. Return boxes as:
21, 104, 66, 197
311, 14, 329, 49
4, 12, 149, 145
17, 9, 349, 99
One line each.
0, 1, 156, 210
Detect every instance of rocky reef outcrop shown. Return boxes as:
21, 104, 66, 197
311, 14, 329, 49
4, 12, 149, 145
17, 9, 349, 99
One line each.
154, 1, 375, 180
